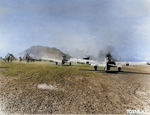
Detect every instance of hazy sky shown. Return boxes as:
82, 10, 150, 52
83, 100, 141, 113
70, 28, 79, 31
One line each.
0, 0, 150, 61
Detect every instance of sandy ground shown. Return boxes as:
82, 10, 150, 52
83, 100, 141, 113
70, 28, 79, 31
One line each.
0, 64, 150, 114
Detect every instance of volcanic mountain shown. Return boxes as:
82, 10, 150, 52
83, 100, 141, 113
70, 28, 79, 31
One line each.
19, 45, 71, 59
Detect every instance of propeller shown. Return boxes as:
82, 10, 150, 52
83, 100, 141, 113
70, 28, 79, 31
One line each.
98, 45, 118, 61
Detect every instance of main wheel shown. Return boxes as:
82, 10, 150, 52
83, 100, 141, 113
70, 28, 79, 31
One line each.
61, 62, 63, 65
118, 67, 121, 72
94, 66, 97, 71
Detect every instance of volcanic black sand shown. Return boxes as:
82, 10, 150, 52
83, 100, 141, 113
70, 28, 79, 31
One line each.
0, 64, 150, 114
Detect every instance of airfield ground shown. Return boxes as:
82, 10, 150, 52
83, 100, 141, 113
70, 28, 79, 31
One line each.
0, 61, 150, 114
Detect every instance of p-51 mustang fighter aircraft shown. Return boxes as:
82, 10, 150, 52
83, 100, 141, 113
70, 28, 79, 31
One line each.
23, 53, 35, 63
89, 53, 122, 72
42, 55, 90, 65
89, 53, 148, 72
4, 53, 16, 62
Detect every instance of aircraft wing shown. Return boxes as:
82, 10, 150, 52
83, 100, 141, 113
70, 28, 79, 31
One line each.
89, 60, 123, 67
70, 58, 89, 64
89, 60, 106, 67
90, 61, 147, 67
126, 62, 147, 65
116, 61, 147, 66
41, 58, 62, 63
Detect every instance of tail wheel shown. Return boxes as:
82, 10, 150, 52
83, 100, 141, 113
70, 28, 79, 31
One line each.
86, 62, 89, 64
94, 66, 97, 71
118, 67, 121, 72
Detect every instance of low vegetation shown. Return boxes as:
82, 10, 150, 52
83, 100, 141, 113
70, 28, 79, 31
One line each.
1, 61, 145, 114
0, 61, 100, 86
0, 61, 109, 114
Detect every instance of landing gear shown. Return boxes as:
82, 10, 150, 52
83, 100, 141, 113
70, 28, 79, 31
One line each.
7, 59, 9, 62
94, 66, 97, 71
118, 67, 121, 72
104, 63, 109, 72
62, 60, 64, 65
27, 58, 29, 63
56, 62, 58, 65
69, 62, 71, 66
104, 67, 108, 72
